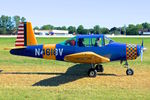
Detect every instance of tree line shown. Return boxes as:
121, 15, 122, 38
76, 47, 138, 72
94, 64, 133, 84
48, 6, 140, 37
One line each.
0, 15, 150, 35
34, 23, 150, 35
0, 15, 26, 34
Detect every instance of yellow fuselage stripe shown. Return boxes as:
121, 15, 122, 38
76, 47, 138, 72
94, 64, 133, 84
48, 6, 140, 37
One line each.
43, 44, 56, 60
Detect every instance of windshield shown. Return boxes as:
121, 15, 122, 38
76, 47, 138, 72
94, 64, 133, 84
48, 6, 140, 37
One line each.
104, 36, 114, 45
59, 35, 114, 46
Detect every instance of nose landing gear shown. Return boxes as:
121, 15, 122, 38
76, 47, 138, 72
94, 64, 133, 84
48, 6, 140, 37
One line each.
124, 61, 134, 75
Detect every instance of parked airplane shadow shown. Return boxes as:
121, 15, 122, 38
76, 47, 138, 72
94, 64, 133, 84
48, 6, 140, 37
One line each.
0, 71, 64, 75
33, 64, 117, 87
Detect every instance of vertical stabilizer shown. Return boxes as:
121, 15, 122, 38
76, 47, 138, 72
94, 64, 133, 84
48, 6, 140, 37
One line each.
15, 22, 37, 47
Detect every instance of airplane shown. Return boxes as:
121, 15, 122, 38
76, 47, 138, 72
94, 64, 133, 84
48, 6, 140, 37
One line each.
6, 22, 146, 77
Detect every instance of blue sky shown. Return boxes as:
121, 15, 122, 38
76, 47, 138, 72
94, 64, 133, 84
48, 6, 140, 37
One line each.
0, 0, 150, 28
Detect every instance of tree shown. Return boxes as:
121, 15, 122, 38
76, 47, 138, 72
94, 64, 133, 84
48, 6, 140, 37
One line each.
101, 27, 109, 34
6, 16, 14, 34
21, 17, 26, 22
121, 25, 126, 35
77, 25, 84, 34
89, 28, 94, 34
136, 24, 143, 30
0, 15, 14, 34
110, 27, 117, 32
0, 15, 26, 34
94, 25, 101, 34
126, 24, 139, 35
54, 27, 62, 30
61, 26, 67, 30
82, 29, 89, 34
13, 15, 20, 29
110, 27, 120, 34
34, 26, 40, 30
41, 24, 54, 30
142, 22, 150, 29
68, 26, 76, 34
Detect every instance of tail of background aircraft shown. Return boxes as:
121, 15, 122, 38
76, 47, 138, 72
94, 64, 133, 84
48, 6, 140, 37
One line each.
15, 22, 37, 47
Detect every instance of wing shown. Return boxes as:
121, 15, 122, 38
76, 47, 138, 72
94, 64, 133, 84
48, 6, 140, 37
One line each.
64, 52, 110, 64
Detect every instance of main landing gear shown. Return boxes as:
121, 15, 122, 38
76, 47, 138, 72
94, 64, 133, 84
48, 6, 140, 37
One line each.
88, 64, 104, 77
88, 61, 134, 77
124, 61, 134, 76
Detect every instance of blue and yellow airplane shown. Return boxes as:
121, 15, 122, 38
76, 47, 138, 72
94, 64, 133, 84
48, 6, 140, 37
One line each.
7, 22, 146, 77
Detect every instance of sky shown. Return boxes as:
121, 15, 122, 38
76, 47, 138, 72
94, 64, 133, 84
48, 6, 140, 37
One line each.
0, 0, 150, 29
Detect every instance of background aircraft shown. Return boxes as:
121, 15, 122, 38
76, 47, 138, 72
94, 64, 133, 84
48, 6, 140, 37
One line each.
7, 22, 146, 77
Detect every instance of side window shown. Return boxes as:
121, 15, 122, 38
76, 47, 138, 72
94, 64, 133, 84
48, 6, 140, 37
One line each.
91, 38, 96, 46
91, 37, 103, 47
83, 38, 90, 47
65, 37, 76, 46
77, 38, 89, 47
60, 37, 76, 46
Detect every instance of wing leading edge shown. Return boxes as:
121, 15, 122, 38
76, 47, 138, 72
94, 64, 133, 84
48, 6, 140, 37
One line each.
64, 52, 110, 64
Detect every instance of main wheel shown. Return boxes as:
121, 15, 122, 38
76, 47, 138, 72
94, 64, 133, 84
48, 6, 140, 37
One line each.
95, 65, 104, 72
126, 68, 134, 75
88, 68, 97, 77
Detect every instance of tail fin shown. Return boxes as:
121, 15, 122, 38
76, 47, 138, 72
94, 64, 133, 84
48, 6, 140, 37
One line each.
15, 22, 37, 46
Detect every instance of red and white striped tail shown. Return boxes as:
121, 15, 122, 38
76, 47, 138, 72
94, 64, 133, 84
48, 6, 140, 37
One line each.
15, 23, 25, 46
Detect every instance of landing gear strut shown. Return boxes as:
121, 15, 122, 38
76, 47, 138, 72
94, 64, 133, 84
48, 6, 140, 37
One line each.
88, 64, 104, 77
95, 64, 104, 72
124, 61, 134, 75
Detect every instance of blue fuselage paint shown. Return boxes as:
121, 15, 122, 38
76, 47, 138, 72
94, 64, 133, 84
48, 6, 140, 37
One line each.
56, 42, 128, 61
10, 42, 142, 63
10, 45, 43, 58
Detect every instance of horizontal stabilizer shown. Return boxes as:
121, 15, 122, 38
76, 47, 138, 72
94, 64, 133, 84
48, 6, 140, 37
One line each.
4, 46, 26, 50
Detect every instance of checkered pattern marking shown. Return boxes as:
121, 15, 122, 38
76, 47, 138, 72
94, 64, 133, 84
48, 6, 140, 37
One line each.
126, 44, 137, 60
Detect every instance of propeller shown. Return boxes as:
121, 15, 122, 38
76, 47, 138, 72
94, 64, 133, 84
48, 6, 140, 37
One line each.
141, 40, 143, 61
140, 40, 147, 62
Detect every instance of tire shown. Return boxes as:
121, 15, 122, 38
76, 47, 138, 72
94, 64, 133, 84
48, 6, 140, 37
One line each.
126, 68, 134, 75
88, 68, 97, 77
95, 65, 104, 72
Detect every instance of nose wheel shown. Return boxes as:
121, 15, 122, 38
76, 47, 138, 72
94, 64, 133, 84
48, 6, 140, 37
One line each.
126, 68, 134, 75
88, 64, 104, 77
124, 61, 134, 76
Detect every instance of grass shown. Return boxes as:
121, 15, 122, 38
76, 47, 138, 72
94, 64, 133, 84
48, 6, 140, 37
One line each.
0, 37, 150, 100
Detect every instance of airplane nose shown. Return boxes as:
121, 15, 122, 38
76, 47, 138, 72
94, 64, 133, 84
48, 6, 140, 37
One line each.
126, 44, 138, 60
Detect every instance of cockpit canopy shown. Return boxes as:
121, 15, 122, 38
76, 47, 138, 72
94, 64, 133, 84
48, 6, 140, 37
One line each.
60, 35, 114, 47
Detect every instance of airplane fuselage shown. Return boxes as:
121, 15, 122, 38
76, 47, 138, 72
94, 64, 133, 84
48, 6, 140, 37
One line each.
10, 42, 141, 63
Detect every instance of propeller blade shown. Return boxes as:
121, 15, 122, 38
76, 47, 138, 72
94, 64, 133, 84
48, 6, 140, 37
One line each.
140, 39, 144, 62
141, 48, 143, 62
141, 39, 143, 47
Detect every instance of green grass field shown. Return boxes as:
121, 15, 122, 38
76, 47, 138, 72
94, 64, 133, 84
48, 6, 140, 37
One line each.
0, 37, 150, 100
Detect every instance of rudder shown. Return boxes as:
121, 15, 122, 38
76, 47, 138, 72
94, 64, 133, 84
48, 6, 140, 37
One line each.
15, 22, 37, 47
